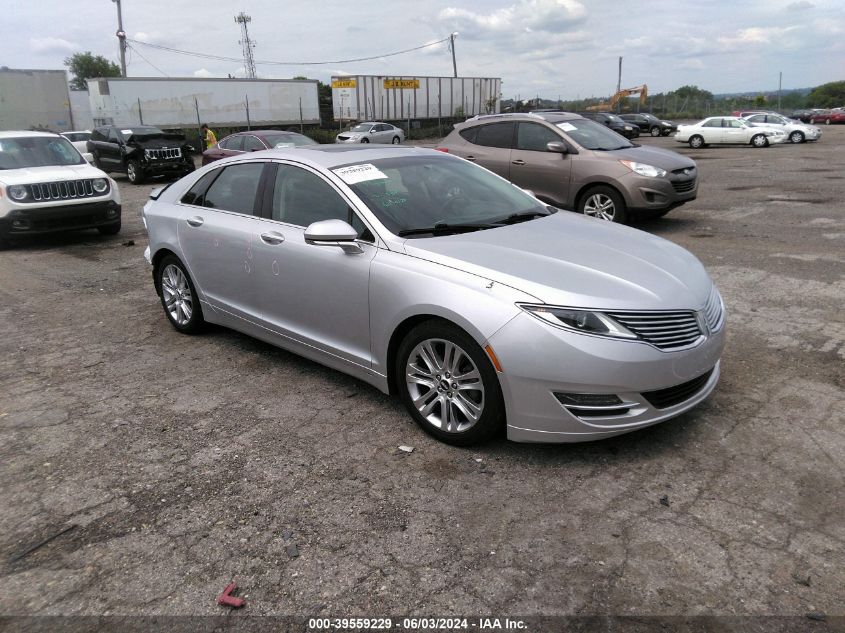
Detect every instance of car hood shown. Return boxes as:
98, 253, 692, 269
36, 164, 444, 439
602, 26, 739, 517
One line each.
599, 145, 696, 170
0, 163, 109, 186
403, 212, 712, 310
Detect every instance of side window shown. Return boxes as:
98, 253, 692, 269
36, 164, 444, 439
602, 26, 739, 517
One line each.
181, 170, 221, 206
727, 119, 743, 128
202, 162, 265, 214
459, 127, 478, 143
516, 122, 561, 152
747, 115, 765, 123
272, 165, 365, 234
242, 135, 265, 151
220, 136, 243, 151
703, 119, 721, 128
474, 122, 515, 149
91, 129, 106, 142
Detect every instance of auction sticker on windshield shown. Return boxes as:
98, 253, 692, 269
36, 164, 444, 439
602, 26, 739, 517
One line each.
333, 163, 388, 185
558, 122, 576, 131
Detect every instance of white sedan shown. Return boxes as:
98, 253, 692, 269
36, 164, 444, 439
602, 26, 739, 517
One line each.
336, 122, 405, 144
60, 130, 92, 154
675, 117, 787, 149
741, 113, 822, 144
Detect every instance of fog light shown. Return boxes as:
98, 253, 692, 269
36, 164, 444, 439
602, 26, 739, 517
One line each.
554, 392, 623, 406
106, 209, 118, 218
11, 218, 31, 229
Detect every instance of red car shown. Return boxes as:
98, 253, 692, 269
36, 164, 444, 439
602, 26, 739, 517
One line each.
201, 130, 318, 165
809, 110, 845, 125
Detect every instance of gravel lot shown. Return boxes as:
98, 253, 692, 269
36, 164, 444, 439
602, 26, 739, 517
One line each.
1, 128, 843, 627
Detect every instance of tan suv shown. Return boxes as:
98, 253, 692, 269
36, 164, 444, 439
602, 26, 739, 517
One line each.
436, 112, 698, 223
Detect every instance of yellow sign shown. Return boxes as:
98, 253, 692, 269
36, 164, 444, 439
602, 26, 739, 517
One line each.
384, 79, 420, 90
332, 79, 357, 89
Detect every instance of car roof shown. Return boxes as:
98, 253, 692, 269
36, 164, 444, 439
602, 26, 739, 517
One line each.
0, 130, 62, 139
240, 145, 440, 169
231, 129, 306, 136
458, 112, 584, 128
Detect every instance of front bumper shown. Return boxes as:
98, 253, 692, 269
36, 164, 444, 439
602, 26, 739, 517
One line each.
0, 200, 121, 238
621, 170, 698, 213
488, 311, 725, 442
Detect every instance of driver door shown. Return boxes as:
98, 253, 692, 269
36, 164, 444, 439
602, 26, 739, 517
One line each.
508, 122, 571, 207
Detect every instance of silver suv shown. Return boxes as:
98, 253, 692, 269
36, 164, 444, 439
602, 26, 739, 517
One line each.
437, 112, 698, 223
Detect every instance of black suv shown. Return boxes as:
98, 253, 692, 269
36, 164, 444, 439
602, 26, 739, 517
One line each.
619, 113, 677, 137
575, 112, 639, 139
87, 125, 195, 184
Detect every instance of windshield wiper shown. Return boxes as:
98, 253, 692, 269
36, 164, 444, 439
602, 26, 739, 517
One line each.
397, 222, 500, 237
498, 209, 552, 225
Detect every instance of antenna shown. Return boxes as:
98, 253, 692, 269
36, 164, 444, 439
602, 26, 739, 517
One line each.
234, 12, 257, 79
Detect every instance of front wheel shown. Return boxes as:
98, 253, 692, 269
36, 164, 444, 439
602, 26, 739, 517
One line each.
579, 186, 627, 223
392, 136, 401, 144
751, 134, 769, 148
157, 255, 204, 334
396, 321, 504, 446
650, 126, 661, 137
688, 135, 705, 149
789, 131, 805, 144
126, 160, 144, 184
360, 137, 370, 144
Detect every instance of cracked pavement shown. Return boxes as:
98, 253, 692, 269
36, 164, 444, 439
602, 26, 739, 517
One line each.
0, 129, 843, 622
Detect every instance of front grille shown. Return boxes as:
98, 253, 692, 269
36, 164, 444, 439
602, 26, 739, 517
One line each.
144, 147, 182, 160
672, 179, 696, 193
605, 310, 703, 350
642, 368, 714, 409
27, 179, 96, 202
702, 286, 724, 332
337, 135, 350, 141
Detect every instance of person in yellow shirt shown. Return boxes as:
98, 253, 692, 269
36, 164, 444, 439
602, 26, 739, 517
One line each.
201, 124, 217, 149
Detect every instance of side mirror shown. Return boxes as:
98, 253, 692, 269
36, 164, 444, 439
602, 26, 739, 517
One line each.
369, 129, 376, 134
82, 152, 95, 164
304, 219, 363, 254
546, 142, 568, 154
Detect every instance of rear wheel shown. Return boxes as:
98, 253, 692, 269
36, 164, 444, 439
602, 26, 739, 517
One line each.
578, 185, 627, 223
789, 131, 805, 144
126, 160, 144, 184
688, 135, 705, 149
392, 136, 401, 144
396, 320, 504, 446
751, 134, 769, 148
157, 255, 204, 334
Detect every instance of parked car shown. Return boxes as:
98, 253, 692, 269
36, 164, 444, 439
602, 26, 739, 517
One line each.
142, 145, 725, 445
0, 131, 121, 248
674, 117, 787, 148
741, 113, 822, 144
336, 122, 405, 144
202, 130, 317, 165
87, 125, 196, 184
790, 109, 815, 123
60, 130, 92, 154
809, 109, 845, 125
619, 113, 677, 137
575, 112, 639, 139
436, 112, 697, 223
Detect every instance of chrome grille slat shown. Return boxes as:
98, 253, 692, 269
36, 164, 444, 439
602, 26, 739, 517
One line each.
26, 179, 99, 202
145, 147, 182, 160
606, 309, 703, 350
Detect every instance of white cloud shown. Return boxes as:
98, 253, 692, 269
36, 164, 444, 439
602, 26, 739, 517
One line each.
439, 0, 587, 40
717, 25, 800, 48
193, 68, 213, 77
29, 37, 77, 54
786, 1, 815, 10
134, 31, 165, 44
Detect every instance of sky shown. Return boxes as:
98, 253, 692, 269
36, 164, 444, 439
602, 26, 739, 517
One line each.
3, 0, 844, 99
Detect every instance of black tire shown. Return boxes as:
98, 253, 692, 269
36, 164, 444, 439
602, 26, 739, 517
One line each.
661, 130, 672, 136
396, 320, 504, 446
392, 136, 401, 144
789, 131, 805, 144
577, 185, 628, 223
360, 137, 370, 143
156, 255, 204, 334
688, 135, 705, 149
751, 134, 769, 148
97, 220, 121, 235
126, 160, 144, 184
650, 126, 661, 137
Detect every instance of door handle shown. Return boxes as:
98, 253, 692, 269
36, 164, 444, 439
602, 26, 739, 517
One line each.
186, 216, 204, 227
260, 231, 285, 245
465, 155, 477, 161
511, 159, 526, 165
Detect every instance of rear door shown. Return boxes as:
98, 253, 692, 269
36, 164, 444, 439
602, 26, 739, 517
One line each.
508, 122, 571, 206
457, 121, 515, 180
701, 118, 724, 144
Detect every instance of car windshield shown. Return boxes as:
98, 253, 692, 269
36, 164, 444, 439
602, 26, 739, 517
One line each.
263, 133, 317, 148
120, 126, 165, 140
606, 114, 625, 124
350, 124, 374, 133
642, 114, 659, 122
0, 136, 84, 169
336, 155, 550, 237
555, 119, 633, 150
63, 132, 91, 142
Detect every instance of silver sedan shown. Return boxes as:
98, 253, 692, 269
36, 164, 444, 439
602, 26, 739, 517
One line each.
143, 146, 725, 445
336, 122, 404, 144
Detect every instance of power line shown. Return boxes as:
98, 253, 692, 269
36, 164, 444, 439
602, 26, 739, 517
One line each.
125, 35, 452, 67
126, 42, 169, 77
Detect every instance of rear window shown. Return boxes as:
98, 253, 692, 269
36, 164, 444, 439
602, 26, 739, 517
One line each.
458, 127, 478, 143
474, 122, 514, 148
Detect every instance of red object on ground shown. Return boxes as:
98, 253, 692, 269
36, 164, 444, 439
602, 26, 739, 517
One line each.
217, 582, 246, 608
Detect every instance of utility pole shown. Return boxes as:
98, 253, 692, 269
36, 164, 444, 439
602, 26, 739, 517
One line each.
235, 12, 257, 79
449, 32, 459, 78
616, 56, 622, 113
778, 71, 782, 111
111, 0, 127, 77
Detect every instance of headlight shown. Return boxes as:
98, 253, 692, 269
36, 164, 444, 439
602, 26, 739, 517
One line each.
8, 185, 28, 201
92, 178, 109, 193
518, 304, 637, 340
619, 160, 666, 178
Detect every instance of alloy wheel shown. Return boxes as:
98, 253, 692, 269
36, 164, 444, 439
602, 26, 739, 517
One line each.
405, 338, 485, 433
583, 193, 616, 221
161, 264, 193, 326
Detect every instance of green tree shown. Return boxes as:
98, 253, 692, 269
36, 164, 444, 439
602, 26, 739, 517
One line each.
806, 81, 845, 108
64, 52, 121, 90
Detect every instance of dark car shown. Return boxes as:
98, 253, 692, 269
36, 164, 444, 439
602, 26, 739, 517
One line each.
201, 130, 318, 166
576, 112, 639, 139
790, 109, 815, 123
619, 113, 677, 137
87, 125, 196, 185
809, 109, 845, 125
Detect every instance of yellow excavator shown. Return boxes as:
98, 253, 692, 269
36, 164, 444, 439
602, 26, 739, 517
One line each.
587, 84, 648, 112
